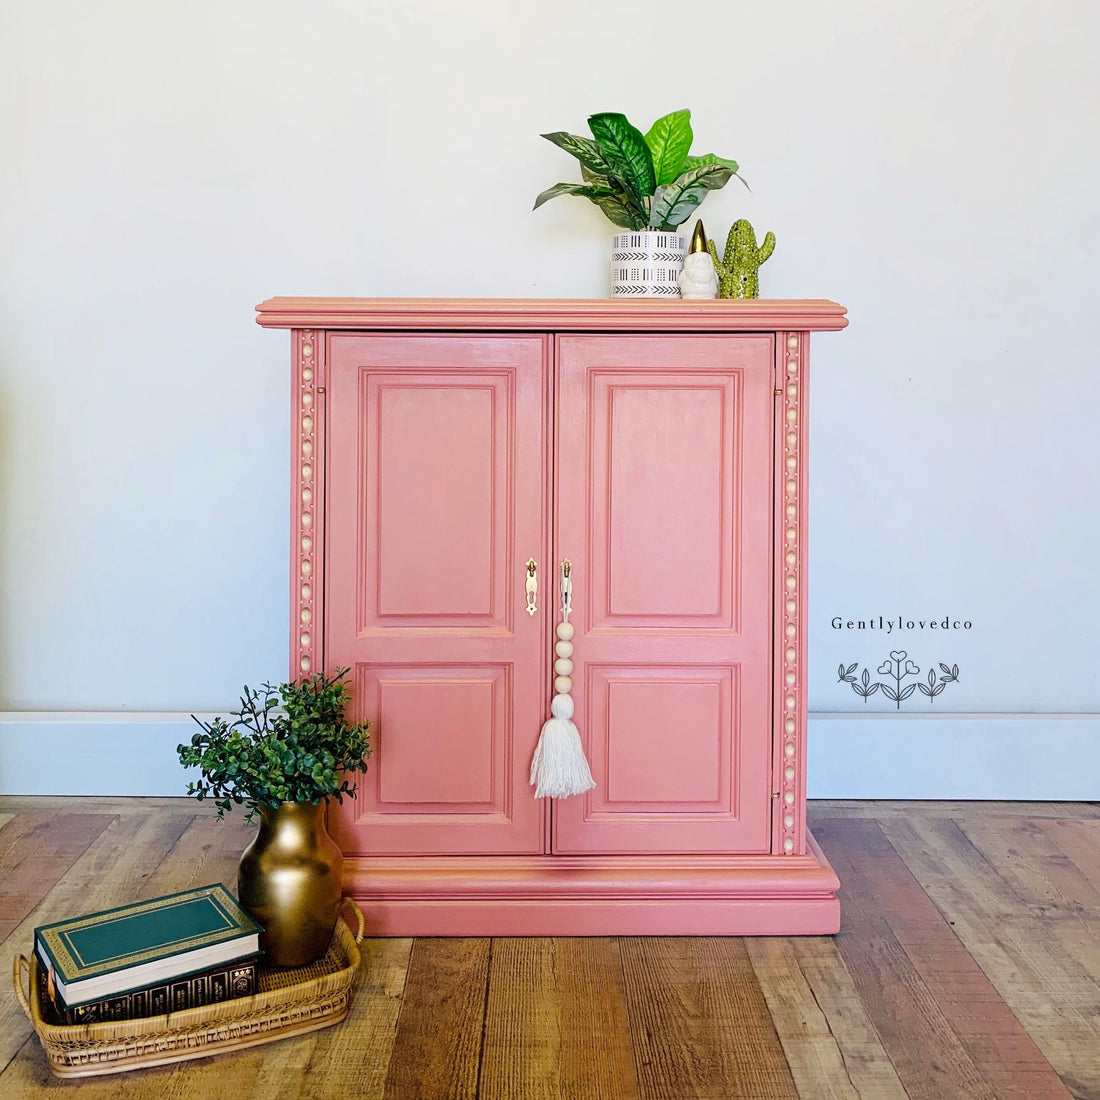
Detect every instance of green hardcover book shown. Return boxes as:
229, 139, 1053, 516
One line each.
52, 957, 259, 1025
34, 884, 263, 1009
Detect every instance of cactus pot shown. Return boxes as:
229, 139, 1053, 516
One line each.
611, 231, 686, 297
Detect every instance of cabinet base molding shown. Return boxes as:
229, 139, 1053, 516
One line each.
344, 832, 840, 936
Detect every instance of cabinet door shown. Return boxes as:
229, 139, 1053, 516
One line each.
325, 335, 548, 855
552, 335, 774, 854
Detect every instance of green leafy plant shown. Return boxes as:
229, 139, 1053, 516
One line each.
177, 669, 371, 820
534, 109, 744, 231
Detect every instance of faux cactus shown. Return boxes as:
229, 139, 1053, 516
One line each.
708, 219, 775, 299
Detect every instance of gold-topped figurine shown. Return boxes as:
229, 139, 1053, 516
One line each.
678, 220, 719, 299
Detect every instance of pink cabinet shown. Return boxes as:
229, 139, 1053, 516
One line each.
257, 298, 847, 935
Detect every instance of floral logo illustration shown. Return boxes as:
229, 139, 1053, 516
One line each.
838, 650, 960, 709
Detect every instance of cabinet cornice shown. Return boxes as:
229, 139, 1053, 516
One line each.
256, 297, 848, 333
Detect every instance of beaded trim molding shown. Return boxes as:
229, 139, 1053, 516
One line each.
778, 332, 804, 855
293, 330, 322, 677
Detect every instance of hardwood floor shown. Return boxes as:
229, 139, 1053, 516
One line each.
1, 798, 1097, 1099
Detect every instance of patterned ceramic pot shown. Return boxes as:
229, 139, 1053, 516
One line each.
611, 231, 687, 297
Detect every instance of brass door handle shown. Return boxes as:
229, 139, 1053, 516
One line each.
559, 560, 573, 619
524, 559, 538, 616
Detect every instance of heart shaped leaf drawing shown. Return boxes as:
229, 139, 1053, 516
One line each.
839, 653, 961, 709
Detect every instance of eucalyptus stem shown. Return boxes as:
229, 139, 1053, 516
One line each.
178, 669, 371, 821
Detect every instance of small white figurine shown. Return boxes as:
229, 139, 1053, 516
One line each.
678, 220, 718, 299
678, 251, 718, 299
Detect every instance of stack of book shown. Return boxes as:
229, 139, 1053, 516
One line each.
34, 883, 263, 1025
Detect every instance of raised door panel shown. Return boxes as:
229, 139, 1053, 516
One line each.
325, 335, 548, 855
552, 335, 774, 854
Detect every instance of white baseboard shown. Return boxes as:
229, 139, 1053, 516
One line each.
1, 711, 1098, 800
0, 712, 218, 797
808, 712, 1100, 800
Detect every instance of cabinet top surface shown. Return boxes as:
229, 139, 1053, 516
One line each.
255, 297, 848, 333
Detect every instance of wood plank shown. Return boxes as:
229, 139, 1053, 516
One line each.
1042, 818, 1100, 892
882, 815, 1100, 1097
96, 824, 407, 1100
746, 936, 907, 1099
816, 817, 1069, 1100
0, 1032, 131, 1099
479, 937, 638, 1100
2, 798, 1096, 1097
240, 1036, 317, 1100
0, 812, 103, 864
1038, 818, 1100, 988
138, 810, 253, 897
809, 801, 1100, 820
2, 1035, 266, 1100
0, 813, 111, 944
885, 815, 1100, 1005
0, 811, 195, 1079
4, 807, 409, 1100
279, 937, 413, 1100
1049, 916, 1100, 990
0, 796, 206, 816
620, 936, 797, 1099
7, 938, 412, 1100
818, 829, 994, 1100
960, 817, 1100, 913
4, 795, 190, 1100
122, 814, 274, 1100
155, 1049, 267, 1100
382, 938, 489, 1100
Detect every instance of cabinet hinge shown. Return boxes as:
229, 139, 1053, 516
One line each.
317, 387, 326, 394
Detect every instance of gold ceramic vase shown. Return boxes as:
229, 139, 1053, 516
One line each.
237, 801, 343, 968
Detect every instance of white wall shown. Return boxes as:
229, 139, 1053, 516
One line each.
1, 0, 1097, 796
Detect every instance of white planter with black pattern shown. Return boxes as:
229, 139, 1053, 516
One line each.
611, 231, 687, 297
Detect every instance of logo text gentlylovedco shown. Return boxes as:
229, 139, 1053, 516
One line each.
831, 616, 973, 634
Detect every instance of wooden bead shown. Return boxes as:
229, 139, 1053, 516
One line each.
550, 694, 574, 719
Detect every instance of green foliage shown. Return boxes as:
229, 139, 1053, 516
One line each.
644, 109, 692, 186
177, 669, 371, 821
650, 162, 737, 232
683, 153, 740, 173
586, 113, 656, 210
539, 131, 608, 174
534, 109, 743, 232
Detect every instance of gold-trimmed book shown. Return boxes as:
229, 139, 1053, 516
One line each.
50, 956, 259, 1024
34, 884, 262, 1010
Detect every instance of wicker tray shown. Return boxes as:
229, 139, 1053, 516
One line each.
14, 899, 364, 1078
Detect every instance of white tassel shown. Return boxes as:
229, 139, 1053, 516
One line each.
530, 694, 595, 799
530, 561, 595, 799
